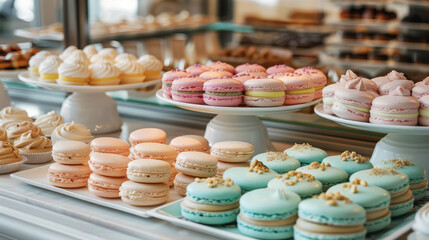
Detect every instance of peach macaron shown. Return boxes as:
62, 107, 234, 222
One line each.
129, 143, 178, 164
48, 163, 91, 188
90, 137, 130, 156
174, 172, 196, 196
120, 181, 169, 206
127, 159, 171, 183
175, 151, 218, 177
88, 152, 130, 177
52, 140, 91, 164
169, 135, 210, 153
128, 128, 167, 146
88, 173, 127, 198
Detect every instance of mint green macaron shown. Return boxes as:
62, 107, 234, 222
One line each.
296, 162, 348, 191
322, 150, 373, 176
267, 171, 323, 199
252, 152, 300, 174
284, 143, 327, 166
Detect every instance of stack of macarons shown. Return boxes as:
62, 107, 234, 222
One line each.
164, 62, 326, 107
48, 140, 92, 188
174, 151, 218, 196
87, 137, 131, 198
284, 143, 327, 166
169, 135, 210, 154
210, 141, 254, 177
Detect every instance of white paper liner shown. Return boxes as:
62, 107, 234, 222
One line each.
0, 156, 27, 174
20, 151, 52, 164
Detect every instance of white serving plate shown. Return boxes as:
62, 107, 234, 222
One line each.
0, 69, 27, 79
10, 165, 183, 218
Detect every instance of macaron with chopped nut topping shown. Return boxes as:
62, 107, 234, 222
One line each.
322, 150, 373, 176
284, 143, 327, 166
268, 171, 323, 199
296, 162, 348, 191
252, 151, 300, 174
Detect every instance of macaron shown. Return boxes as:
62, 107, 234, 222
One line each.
412, 77, 429, 99
211, 141, 254, 163
277, 73, 315, 105
418, 95, 429, 126
327, 179, 391, 233
185, 64, 211, 76
322, 150, 373, 176
322, 83, 341, 114
370, 87, 419, 126
169, 135, 210, 153
374, 159, 427, 201
162, 69, 194, 96
268, 170, 323, 199
199, 70, 233, 81
175, 151, 218, 177
128, 128, 167, 146
48, 163, 91, 188
223, 160, 278, 193
174, 172, 196, 196
52, 140, 91, 164
119, 181, 169, 206
165, 166, 178, 187
296, 67, 327, 100
294, 192, 366, 240
171, 77, 205, 104
339, 70, 378, 95
232, 72, 268, 84
127, 159, 171, 183
266, 65, 294, 75
203, 79, 243, 106
350, 168, 414, 217
181, 177, 241, 225
372, 70, 406, 88
88, 152, 130, 177
296, 162, 348, 191
237, 188, 300, 239
252, 151, 300, 174
379, 79, 415, 96
284, 143, 327, 166
90, 137, 130, 156
206, 61, 235, 74
130, 143, 177, 164
216, 161, 250, 177
235, 63, 266, 74
88, 173, 127, 198
333, 77, 375, 122
243, 78, 285, 107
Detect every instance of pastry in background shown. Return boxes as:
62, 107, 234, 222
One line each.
266, 64, 294, 75
59, 45, 77, 60
38, 56, 63, 83
34, 111, 64, 135
0, 107, 32, 122
235, 63, 266, 74
89, 60, 121, 85
98, 48, 119, 60
28, 51, 51, 76
51, 121, 93, 144
185, 63, 210, 77
115, 59, 145, 84
90, 53, 115, 64
6, 121, 43, 142
137, 55, 163, 81
83, 45, 98, 59
58, 59, 90, 85
65, 49, 90, 65
115, 53, 137, 62
207, 61, 235, 74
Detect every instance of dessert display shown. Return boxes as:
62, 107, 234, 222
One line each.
327, 179, 391, 233
223, 160, 277, 193
322, 150, 373, 176
268, 171, 323, 199
181, 177, 241, 224
252, 151, 300, 174
284, 143, 328, 166
237, 188, 301, 239
34, 111, 64, 135
339, 6, 396, 21
0, 45, 39, 70
350, 168, 414, 217
51, 122, 93, 144
296, 162, 348, 191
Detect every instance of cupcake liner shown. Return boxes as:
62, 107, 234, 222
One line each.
20, 151, 53, 164
0, 157, 28, 174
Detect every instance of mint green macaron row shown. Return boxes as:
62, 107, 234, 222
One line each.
186, 181, 241, 205
350, 169, 409, 194
237, 218, 294, 240
294, 228, 366, 240
322, 155, 373, 176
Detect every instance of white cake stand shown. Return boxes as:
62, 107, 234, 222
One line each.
314, 104, 429, 179
18, 72, 161, 134
157, 89, 321, 154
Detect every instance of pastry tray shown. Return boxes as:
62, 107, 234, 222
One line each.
148, 197, 428, 240
10, 165, 183, 218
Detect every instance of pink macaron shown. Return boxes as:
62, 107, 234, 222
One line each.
379, 79, 414, 96
171, 77, 205, 104
233, 71, 269, 83
333, 78, 375, 122
418, 95, 429, 125
185, 64, 211, 76
235, 63, 266, 74
203, 78, 243, 106
90, 137, 130, 157
370, 86, 419, 126
88, 173, 127, 198
199, 69, 233, 80
48, 163, 91, 188
277, 73, 315, 105
412, 77, 429, 99
372, 70, 407, 88
88, 152, 131, 177
340, 70, 378, 96
297, 68, 327, 100
129, 128, 167, 146
243, 78, 285, 107
162, 69, 194, 96
322, 83, 341, 114
266, 65, 295, 75
207, 61, 235, 74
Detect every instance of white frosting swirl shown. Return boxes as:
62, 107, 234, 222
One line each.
413, 203, 429, 236
14, 130, 52, 152
83, 45, 98, 59
7, 121, 43, 141
65, 50, 90, 65
34, 111, 64, 135
51, 122, 93, 144
39, 56, 62, 74
98, 48, 118, 59
0, 107, 32, 122
29, 51, 52, 68
89, 61, 120, 85
137, 55, 163, 71
0, 119, 21, 131
115, 53, 137, 63
58, 59, 90, 79
115, 60, 145, 83
90, 54, 115, 64
0, 127, 6, 141
59, 46, 77, 60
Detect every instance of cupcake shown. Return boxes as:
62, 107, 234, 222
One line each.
58, 59, 90, 85
51, 122, 93, 144
268, 171, 323, 199
0, 127, 6, 141
64, 49, 90, 65
115, 59, 145, 84
83, 45, 98, 59
89, 60, 121, 86
138, 55, 163, 81
0, 141, 24, 173
6, 121, 43, 143
28, 51, 51, 76
59, 45, 77, 60
13, 130, 52, 163
38, 56, 63, 83
0, 107, 32, 122
185, 63, 210, 76
322, 150, 373, 176
115, 53, 137, 62
34, 111, 64, 135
